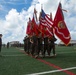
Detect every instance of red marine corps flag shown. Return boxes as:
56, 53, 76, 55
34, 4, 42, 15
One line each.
26, 17, 32, 35
31, 8, 39, 36
53, 2, 71, 46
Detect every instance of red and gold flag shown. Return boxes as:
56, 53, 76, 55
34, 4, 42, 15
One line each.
26, 18, 32, 35
53, 2, 71, 46
31, 16, 38, 35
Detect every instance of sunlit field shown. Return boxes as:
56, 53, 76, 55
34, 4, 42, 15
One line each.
0, 45, 76, 75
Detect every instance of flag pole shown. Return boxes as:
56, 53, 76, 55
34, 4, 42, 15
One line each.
41, 4, 43, 9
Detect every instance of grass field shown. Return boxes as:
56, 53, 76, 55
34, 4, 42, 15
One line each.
0, 46, 76, 75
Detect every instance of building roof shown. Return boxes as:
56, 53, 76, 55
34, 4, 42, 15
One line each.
59, 40, 76, 44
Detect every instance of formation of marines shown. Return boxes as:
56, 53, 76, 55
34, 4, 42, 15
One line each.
23, 32, 57, 58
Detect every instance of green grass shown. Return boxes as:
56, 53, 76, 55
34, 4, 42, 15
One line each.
0, 46, 76, 75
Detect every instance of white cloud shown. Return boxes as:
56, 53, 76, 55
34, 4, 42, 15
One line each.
0, 2, 35, 44
70, 31, 76, 40
0, 9, 27, 44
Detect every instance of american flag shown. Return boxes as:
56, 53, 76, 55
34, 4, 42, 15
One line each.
41, 9, 53, 28
40, 9, 54, 37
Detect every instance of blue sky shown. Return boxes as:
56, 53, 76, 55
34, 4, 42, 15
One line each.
0, 0, 32, 18
0, 0, 76, 44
